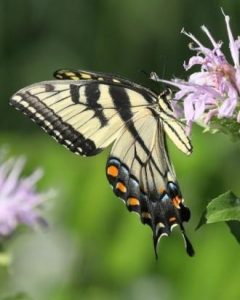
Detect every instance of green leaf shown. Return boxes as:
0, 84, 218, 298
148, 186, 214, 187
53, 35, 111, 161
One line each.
196, 191, 240, 243
197, 116, 240, 141
209, 117, 240, 142
226, 221, 240, 243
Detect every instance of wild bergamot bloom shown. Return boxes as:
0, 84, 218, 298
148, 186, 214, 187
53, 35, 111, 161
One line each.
0, 155, 52, 237
152, 11, 240, 137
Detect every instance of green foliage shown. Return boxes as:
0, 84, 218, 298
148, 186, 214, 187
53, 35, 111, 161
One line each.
208, 117, 240, 142
197, 191, 240, 243
227, 221, 240, 243
197, 191, 240, 225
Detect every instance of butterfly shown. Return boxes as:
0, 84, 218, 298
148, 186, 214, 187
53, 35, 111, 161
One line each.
10, 69, 194, 258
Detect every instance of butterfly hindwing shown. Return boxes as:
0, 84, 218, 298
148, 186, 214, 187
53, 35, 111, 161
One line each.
106, 108, 194, 256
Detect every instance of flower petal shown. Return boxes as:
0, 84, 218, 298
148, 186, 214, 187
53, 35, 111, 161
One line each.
0, 155, 53, 237
194, 97, 206, 119
223, 12, 239, 67
184, 56, 205, 70
218, 97, 237, 117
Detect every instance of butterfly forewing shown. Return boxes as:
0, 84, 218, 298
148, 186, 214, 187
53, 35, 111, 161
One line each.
54, 69, 137, 85
10, 79, 155, 156
10, 69, 194, 257
157, 90, 192, 155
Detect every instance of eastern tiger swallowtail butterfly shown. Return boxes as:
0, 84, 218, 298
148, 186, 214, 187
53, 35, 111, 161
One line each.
10, 69, 194, 258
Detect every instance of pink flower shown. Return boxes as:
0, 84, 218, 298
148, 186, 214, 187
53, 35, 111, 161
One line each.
152, 11, 240, 134
0, 155, 52, 237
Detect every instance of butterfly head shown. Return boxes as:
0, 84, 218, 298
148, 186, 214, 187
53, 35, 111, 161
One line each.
159, 88, 173, 102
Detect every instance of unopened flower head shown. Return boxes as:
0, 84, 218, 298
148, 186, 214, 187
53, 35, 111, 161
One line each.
152, 11, 240, 135
0, 154, 53, 237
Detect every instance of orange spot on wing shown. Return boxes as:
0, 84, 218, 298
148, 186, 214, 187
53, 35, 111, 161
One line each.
172, 196, 181, 209
116, 182, 127, 193
107, 165, 119, 177
127, 197, 140, 206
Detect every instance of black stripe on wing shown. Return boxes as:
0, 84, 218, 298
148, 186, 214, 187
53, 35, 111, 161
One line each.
85, 83, 108, 127
10, 89, 101, 156
69, 84, 80, 104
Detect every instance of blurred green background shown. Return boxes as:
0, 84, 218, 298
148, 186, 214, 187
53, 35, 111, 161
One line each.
1, 0, 240, 299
